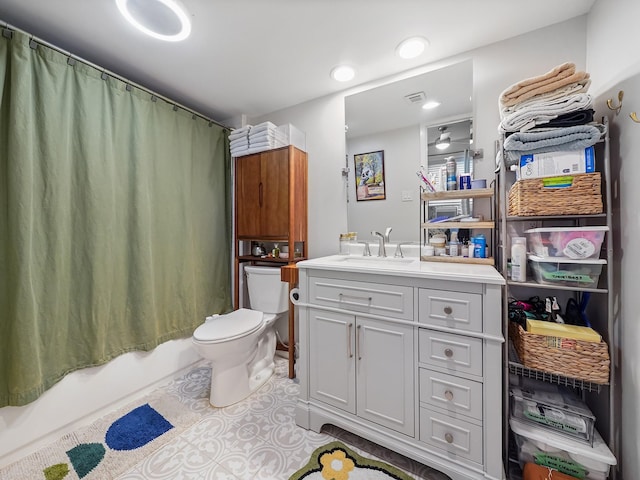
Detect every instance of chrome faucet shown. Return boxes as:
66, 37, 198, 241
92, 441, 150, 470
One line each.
384, 227, 392, 243
371, 231, 387, 257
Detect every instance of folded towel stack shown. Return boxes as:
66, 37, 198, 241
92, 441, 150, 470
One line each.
498, 62, 604, 165
229, 121, 288, 157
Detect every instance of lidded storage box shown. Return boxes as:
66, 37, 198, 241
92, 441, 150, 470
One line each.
510, 417, 616, 480
528, 254, 605, 287
510, 383, 595, 444
526, 226, 608, 260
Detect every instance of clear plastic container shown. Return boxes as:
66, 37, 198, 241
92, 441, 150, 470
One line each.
511, 237, 527, 282
510, 417, 616, 480
525, 226, 608, 260
510, 384, 595, 444
528, 254, 605, 287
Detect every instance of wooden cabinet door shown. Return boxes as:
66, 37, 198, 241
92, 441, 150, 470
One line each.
259, 149, 289, 237
235, 149, 290, 238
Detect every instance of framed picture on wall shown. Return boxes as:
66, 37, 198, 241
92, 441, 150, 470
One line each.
354, 150, 386, 201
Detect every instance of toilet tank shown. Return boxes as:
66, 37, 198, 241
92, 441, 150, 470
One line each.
245, 265, 289, 314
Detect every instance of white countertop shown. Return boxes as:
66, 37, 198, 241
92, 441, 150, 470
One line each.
297, 254, 506, 285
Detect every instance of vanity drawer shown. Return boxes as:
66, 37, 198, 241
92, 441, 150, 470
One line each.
419, 368, 483, 421
418, 329, 483, 377
308, 277, 413, 320
419, 406, 483, 464
418, 289, 482, 333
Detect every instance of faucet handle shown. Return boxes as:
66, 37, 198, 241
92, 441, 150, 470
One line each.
394, 244, 404, 258
384, 227, 392, 243
362, 241, 371, 257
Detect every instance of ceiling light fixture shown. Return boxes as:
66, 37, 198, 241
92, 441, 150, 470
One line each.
435, 126, 451, 150
422, 100, 441, 110
116, 0, 191, 42
331, 65, 355, 82
396, 36, 429, 60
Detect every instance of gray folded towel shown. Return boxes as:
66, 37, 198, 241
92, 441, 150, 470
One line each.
503, 123, 605, 164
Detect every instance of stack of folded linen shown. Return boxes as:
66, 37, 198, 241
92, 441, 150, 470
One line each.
229, 122, 288, 157
498, 62, 604, 166
229, 125, 251, 157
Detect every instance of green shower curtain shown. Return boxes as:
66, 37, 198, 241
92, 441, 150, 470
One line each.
0, 31, 232, 407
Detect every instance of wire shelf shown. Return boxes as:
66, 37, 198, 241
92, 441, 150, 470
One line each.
508, 341, 605, 393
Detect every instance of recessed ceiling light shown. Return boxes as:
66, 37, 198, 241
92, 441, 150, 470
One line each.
116, 0, 191, 42
422, 101, 441, 110
396, 37, 429, 59
331, 65, 355, 82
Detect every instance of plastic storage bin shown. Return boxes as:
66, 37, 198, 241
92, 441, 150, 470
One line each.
528, 254, 605, 287
510, 384, 595, 444
510, 417, 616, 480
276, 123, 306, 152
526, 226, 608, 260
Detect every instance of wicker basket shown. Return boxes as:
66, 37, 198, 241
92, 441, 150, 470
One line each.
508, 172, 602, 216
509, 322, 610, 384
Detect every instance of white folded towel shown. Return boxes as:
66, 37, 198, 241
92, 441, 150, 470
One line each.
499, 93, 593, 133
249, 131, 287, 143
230, 137, 249, 148
229, 125, 251, 140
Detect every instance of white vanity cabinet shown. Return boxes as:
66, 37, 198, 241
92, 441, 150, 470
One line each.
295, 257, 505, 480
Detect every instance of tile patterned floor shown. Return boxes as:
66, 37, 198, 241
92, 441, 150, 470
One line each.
115, 357, 451, 480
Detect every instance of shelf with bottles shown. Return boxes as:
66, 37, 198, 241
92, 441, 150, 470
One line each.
236, 239, 306, 263
420, 186, 495, 265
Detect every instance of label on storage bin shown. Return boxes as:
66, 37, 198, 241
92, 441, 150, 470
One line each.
541, 270, 595, 284
533, 452, 587, 479
541, 176, 574, 189
545, 337, 577, 350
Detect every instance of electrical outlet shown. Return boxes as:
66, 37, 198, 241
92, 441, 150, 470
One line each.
401, 190, 413, 202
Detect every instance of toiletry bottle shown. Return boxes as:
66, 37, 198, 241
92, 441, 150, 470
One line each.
474, 234, 486, 258
272, 243, 280, 258
449, 229, 460, 256
446, 156, 457, 191
339, 234, 350, 255
511, 237, 527, 282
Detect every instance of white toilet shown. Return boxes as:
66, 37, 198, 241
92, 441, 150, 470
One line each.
192, 265, 289, 407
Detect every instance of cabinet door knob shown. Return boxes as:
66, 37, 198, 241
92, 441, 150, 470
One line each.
444, 433, 454, 444
444, 389, 454, 401
444, 348, 454, 358
444, 306, 453, 315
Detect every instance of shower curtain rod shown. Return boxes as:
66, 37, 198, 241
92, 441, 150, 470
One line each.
1, 20, 230, 130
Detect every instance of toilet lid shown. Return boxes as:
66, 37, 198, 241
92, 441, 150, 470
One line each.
193, 308, 263, 343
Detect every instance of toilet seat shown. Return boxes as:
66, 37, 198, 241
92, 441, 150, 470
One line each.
193, 308, 265, 343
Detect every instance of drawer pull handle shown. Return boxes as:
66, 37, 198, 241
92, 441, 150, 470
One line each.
443, 306, 453, 315
444, 390, 454, 401
444, 433, 454, 444
339, 293, 373, 308
357, 325, 362, 360
347, 323, 353, 358
444, 348, 454, 358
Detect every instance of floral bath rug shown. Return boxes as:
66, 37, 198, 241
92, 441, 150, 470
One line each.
290, 441, 415, 480
0, 390, 200, 480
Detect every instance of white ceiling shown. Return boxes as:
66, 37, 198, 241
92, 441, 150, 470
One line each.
0, 1, 595, 125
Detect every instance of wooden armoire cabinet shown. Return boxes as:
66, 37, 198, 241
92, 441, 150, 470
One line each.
234, 145, 308, 378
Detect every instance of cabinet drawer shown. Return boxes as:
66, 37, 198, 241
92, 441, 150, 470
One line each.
419, 368, 483, 421
419, 406, 483, 464
308, 277, 413, 320
418, 289, 482, 332
419, 329, 483, 377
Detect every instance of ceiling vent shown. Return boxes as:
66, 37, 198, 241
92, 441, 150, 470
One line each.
404, 91, 427, 105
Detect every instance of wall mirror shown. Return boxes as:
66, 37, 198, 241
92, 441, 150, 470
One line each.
345, 59, 473, 243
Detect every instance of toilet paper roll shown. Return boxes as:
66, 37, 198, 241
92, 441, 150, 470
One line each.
289, 287, 300, 304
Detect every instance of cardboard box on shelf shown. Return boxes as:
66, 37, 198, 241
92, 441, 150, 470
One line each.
518, 146, 595, 180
